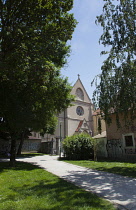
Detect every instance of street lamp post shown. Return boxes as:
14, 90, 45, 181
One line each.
59, 122, 62, 158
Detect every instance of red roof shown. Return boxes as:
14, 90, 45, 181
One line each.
75, 120, 83, 132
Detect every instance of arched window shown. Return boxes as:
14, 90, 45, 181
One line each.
76, 88, 84, 101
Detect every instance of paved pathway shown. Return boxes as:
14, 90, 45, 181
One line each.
7, 155, 136, 209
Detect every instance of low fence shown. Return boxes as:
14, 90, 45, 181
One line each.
1, 138, 136, 161
20, 139, 41, 152
95, 138, 136, 161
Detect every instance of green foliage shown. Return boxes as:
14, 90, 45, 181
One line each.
93, 0, 136, 124
0, 0, 77, 165
0, 0, 77, 132
40, 115, 58, 136
63, 133, 94, 160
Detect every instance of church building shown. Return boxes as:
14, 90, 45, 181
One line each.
38, 75, 94, 154
55, 75, 93, 137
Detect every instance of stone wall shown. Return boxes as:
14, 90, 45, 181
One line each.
20, 139, 41, 152
0, 139, 41, 154
95, 138, 108, 158
106, 139, 123, 158
95, 138, 136, 161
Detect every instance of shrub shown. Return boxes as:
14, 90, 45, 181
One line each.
63, 133, 94, 160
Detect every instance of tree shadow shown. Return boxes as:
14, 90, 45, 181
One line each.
60, 158, 136, 178
92, 165, 136, 178
60, 168, 136, 210
2, 176, 116, 210
97, 157, 136, 164
17, 152, 45, 158
0, 161, 40, 172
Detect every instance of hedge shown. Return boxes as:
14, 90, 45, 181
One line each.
63, 133, 94, 160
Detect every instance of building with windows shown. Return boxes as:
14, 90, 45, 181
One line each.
56, 75, 93, 137
106, 111, 136, 159
39, 75, 94, 154
24, 76, 136, 160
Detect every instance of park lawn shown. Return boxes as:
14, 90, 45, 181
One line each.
0, 161, 116, 210
64, 159, 136, 178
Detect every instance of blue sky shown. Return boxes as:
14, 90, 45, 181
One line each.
61, 0, 105, 99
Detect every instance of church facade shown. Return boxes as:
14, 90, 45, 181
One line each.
55, 75, 93, 138
36, 75, 94, 154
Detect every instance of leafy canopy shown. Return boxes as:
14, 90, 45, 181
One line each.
0, 0, 77, 132
93, 0, 136, 124
0, 0, 77, 164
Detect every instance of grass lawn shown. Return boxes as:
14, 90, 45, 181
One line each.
0, 161, 117, 210
63, 159, 136, 178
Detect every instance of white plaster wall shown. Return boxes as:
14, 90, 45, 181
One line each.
71, 79, 91, 103
67, 119, 80, 136
66, 101, 93, 135
67, 102, 92, 120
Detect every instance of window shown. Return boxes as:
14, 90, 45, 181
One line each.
125, 136, 133, 147
123, 133, 135, 148
76, 88, 84, 101
76, 106, 84, 116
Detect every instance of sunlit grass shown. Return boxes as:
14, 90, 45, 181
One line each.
63, 159, 136, 178
0, 161, 116, 210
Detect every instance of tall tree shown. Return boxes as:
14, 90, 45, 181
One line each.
0, 0, 77, 166
93, 0, 136, 125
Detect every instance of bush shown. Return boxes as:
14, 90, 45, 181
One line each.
63, 133, 94, 160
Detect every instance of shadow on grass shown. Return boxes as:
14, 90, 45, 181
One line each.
60, 157, 136, 178
92, 166, 136, 178
17, 152, 45, 158
0, 161, 116, 209
96, 157, 136, 164
0, 161, 40, 172
91, 159, 136, 178
0, 152, 45, 160
59, 156, 136, 164
2, 173, 115, 210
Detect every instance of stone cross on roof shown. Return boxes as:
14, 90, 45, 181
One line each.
78, 74, 80, 79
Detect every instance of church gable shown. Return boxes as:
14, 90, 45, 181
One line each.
75, 118, 92, 134
71, 75, 91, 104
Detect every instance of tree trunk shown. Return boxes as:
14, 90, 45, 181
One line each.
17, 132, 25, 155
10, 134, 17, 167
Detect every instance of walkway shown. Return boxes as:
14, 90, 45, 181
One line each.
16, 155, 136, 209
